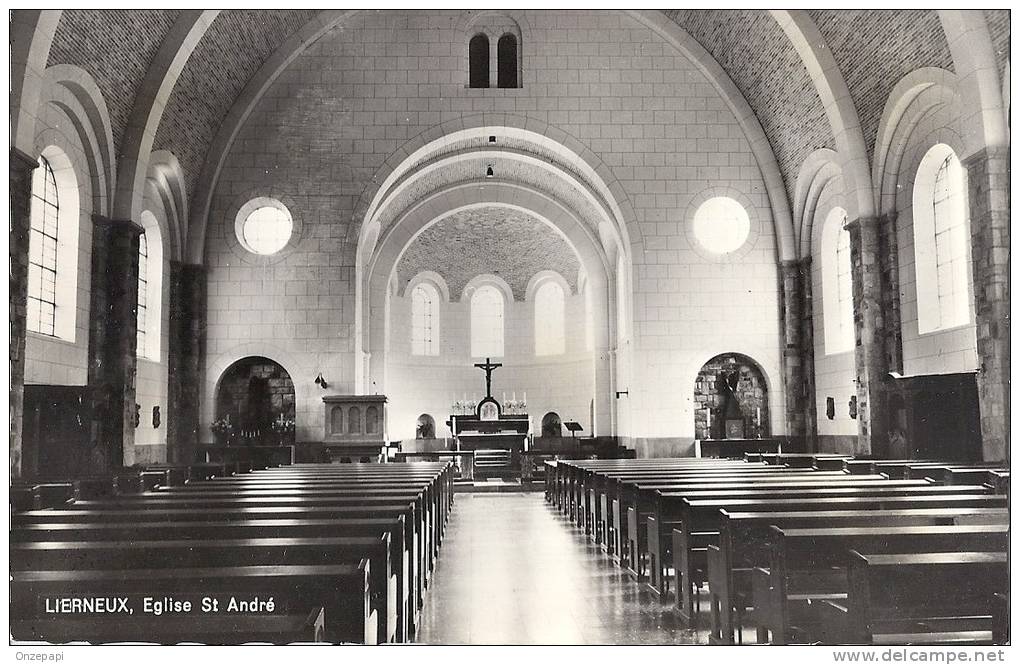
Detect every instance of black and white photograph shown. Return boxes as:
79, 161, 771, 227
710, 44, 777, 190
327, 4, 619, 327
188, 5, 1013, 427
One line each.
7, 6, 1013, 654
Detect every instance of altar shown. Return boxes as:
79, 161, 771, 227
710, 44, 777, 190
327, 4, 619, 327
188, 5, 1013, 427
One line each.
443, 358, 532, 479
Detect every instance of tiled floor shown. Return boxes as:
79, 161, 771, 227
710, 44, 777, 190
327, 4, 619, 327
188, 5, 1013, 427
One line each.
416, 492, 705, 645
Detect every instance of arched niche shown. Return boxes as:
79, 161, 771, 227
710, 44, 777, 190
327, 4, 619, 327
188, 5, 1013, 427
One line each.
541, 412, 563, 438
693, 353, 769, 440
416, 414, 436, 439
214, 356, 295, 443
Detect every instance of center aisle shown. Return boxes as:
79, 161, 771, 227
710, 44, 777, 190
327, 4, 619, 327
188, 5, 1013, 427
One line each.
416, 492, 703, 645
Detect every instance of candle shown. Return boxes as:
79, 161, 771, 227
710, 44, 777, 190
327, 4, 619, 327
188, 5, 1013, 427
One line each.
706, 408, 711, 434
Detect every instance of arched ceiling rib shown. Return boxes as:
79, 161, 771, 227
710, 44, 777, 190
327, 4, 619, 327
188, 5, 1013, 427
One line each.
806, 10, 955, 163
664, 9, 834, 203
152, 9, 322, 201
46, 10, 180, 155
396, 207, 581, 300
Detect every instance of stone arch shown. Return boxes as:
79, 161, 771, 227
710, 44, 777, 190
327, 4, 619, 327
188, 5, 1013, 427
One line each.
693, 352, 771, 440
403, 270, 451, 303
873, 68, 959, 213
113, 11, 218, 223
937, 10, 1009, 155
11, 10, 62, 155
524, 270, 572, 301
213, 355, 296, 443
41, 64, 115, 217
461, 273, 515, 305
795, 148, 844, 259
771, 11, 874, 221
146, 150, 188, 261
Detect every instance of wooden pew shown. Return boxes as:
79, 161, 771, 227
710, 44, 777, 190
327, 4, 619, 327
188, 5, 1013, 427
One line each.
10, 563, 374, 644
11, 534, 398, 644
706, 509, 1009, 644
13, 607, 326, 645
670, 492, 1005, 624
754, 525, 1008, 645
815, 551, 1008, 645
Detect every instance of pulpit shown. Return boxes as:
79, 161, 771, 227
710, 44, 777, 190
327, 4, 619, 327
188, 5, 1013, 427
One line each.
322, 394, 387, 462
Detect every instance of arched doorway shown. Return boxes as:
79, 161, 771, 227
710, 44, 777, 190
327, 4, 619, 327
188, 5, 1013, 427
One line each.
215, 356, 295, 444
694, 353, 769, 440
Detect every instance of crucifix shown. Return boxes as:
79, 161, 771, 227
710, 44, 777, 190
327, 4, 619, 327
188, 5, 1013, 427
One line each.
474, 357, 502, 399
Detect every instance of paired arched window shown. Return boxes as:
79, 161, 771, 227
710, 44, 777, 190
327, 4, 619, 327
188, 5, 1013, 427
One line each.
411, 282, 440, 356
468, 30, 520, 88
534, 281, 565, 356
913, 145, 971, 333
28, 157, 60, 336
469, 34, 490, 88
470, 285, 504, 357
136, 211, 163, 361
497, 34, 518, 88
821, 207, 855, 354
27, 150, 79, 341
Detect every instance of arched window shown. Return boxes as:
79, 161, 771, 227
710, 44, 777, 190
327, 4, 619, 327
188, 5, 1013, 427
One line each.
913, 145, 971, 333
411, 282, 440, 356
821, 207, 855, 354
471, 285, 504, 357
534, 281, 565, 356
497, 33, 518, 88
27, 157, 59, 336
469, 33, 490, 88
27, 149, 79, 341
136, 231, 148, 356
136, 211, 164, 361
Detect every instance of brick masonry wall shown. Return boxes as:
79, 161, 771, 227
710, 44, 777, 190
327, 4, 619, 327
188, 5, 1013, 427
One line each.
203, 10, 785, 448
47, 10, 180, 155
9, 148, 36, 478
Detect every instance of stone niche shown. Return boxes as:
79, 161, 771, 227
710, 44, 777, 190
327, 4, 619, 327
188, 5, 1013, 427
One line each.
323, 395, 388, 458
693, 353, 769, 440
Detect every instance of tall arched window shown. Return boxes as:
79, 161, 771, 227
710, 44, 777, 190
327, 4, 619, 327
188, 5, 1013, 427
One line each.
136, 211, 163, 360
27, 156, 59, 336
469, 33, 490, 88
411, 282, 440, 356
534, 281, 565, 355
913, 144, 971, 333
136, 231, 148, 356
471, 285, 504, 357
821, 207, 855, 354
497, 33, 518, 88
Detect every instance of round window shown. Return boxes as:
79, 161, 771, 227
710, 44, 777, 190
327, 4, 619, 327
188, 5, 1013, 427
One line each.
238, 202, 293, 255
692, 197, 751, 254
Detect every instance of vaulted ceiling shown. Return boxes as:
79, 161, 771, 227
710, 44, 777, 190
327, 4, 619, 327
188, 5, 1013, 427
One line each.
39, 9, 1010, 230
396, 207, 581, 301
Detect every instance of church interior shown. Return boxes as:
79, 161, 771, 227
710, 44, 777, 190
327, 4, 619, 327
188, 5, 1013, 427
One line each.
8, 8, 1011, 647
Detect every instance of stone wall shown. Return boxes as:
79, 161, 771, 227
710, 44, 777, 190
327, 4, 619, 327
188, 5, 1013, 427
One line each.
692, 353, 770, 440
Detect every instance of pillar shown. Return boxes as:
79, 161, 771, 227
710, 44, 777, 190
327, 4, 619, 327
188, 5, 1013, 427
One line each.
167, 261, 207, 464
10, 147, 37, 479
964, 146, 1010, 462
846, 216, 891, 456
780, 257, 816, 451
86, 216, 143, 471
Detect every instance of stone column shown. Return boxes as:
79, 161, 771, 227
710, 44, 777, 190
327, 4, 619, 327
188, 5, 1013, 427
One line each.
87, 217, 143, 471
964, 147, 1010, 462
846, 216, 891, 456
167, 261, 207, 464
10, 148, 37, 479
779, 257, 816, 451
878, 213, 903, 374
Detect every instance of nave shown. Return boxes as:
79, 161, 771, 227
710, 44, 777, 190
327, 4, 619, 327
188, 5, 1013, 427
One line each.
417, 493, 700, 645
